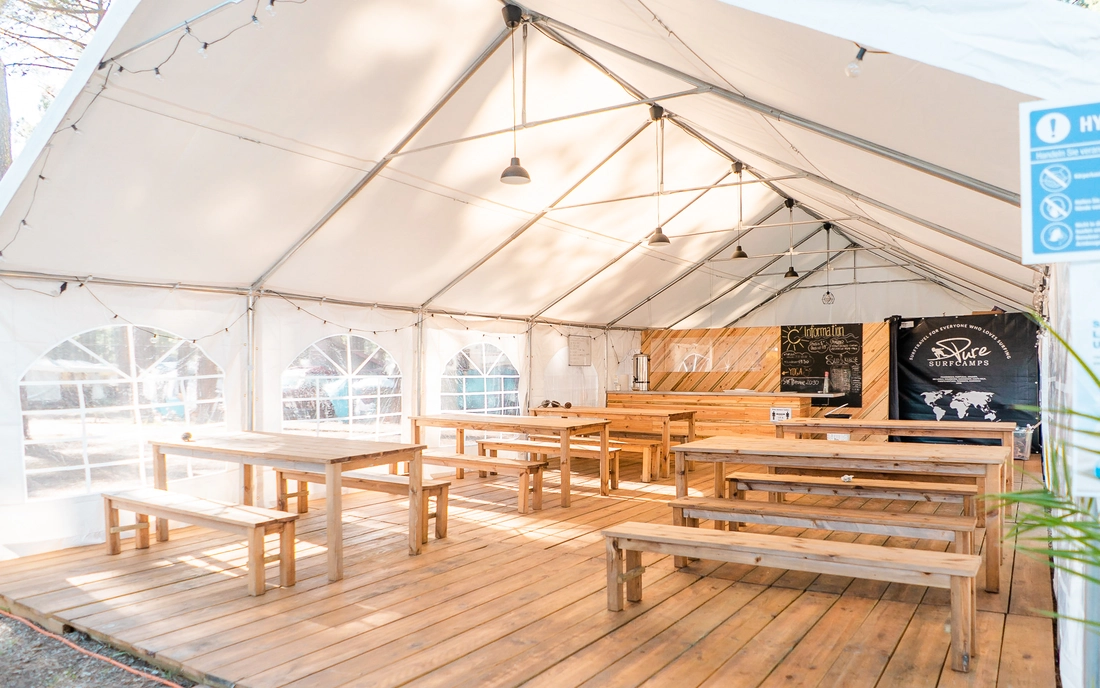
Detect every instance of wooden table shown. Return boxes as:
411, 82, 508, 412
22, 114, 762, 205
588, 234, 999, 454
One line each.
410, 414, 610, 507
530, 406, 697, 480
672, 436, 1009, 593
149, 432, 426, 581
775, 418, 1019, 489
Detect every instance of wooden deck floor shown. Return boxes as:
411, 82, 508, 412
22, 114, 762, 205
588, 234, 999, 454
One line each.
0, 456, 1056, 688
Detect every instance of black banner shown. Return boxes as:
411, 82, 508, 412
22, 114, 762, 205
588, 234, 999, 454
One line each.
780, 323, 863, 407
896, 313, 1038, 433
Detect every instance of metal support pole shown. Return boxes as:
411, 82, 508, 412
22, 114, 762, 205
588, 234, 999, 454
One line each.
666, 225, 826, 328
251, 26, 514, 291
669, 115, 1033, 271
531, 169, 732, 320
416, 308, 426, 420
421, 119, 652, 308
725, 242, 856, 327
546, 174, 801, 212
606, 201, 789, 327
528, 10, 1018, 207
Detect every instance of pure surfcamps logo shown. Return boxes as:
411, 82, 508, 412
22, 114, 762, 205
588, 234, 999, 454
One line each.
908, 324, 1012, 368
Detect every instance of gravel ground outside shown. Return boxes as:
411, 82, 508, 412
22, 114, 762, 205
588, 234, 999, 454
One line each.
0, 614, 198, 688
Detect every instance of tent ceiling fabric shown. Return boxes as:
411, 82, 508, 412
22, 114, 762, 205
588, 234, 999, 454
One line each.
0, 0, 1082, 326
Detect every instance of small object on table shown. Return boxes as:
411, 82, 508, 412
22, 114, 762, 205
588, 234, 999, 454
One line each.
841, 474, 854, 482
181, 431, 193, 442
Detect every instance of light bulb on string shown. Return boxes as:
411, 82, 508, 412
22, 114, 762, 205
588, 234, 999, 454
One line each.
154, 67, 163, 80
822, 222, 835, 304
197, 42, 208, 57
845, 47, 867, 78
266, 0, 276, 16
252, 15, 262, 28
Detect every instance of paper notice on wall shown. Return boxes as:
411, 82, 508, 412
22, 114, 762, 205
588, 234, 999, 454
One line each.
1069, 262, 1100, 495
770, 407, 793, 422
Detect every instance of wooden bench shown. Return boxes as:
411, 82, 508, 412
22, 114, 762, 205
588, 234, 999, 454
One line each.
103, 488, 297, 596
476, 439, 621, 489
531, 434, 664, 482
603, 521, 981, 672
725, 473, 978, 517
669, 496, 984, 586
274, 469, 449, 543
423, 451, 547, 514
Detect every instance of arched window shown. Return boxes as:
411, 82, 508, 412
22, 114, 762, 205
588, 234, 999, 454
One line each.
282, 335, 402, 441
441, 343, 520, 415
678, 353, 710, 373
20, 325, 226, 500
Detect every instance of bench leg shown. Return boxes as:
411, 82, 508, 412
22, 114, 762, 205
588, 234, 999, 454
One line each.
297, 480, 310, 514
135, 514, 150, 549
276, 471, 288, 511
518, 471, 530, 514
280, 521, 296, 588
606, 537, 624, 612
956, 530, 973, 555
625, 549, 642, 603
975, 477, 987, 528
611, 453, 619, 491
435, 485, 449, 539
672, 507, 690, 569
104, 499, 121, 555
421, 490, 431, 545
532, 470, 543, 510
247, 526, 266, 596
949, 576, 974, 672
641, 447, 651, 483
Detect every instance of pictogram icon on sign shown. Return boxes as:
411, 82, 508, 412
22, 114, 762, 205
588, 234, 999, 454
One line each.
1039, 164, 1072, 192
1040, 193, 1072, 222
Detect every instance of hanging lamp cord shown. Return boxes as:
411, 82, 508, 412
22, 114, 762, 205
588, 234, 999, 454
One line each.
510, 29, 518, 157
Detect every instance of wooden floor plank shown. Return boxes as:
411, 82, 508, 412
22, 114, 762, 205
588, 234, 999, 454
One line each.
996, 615, 1056, 688
0, 457, 1054, 688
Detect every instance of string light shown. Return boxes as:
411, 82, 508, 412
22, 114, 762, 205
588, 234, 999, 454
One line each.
1, 1, 307, 260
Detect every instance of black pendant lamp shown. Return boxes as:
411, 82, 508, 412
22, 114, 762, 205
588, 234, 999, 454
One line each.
500, 6, 530, 185
648, 105, 671, 247
730, 161, 748, 259
821, 222, 835, 303
783, 198, 798, 278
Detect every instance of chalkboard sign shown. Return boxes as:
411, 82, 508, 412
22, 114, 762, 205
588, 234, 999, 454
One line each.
780, 323, 863, 407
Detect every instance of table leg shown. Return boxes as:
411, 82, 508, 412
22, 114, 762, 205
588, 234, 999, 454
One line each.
775, 426, 785, 439
242, 463, 255, 506
560, 431, 572, 507
153, 448, 169, 542
713, 463, 727, 530
1004, 432, 1015, 491
455, 428, 465, 454
984, 464, 1002, 593
408, 449, 423, 556
325, 463, 343, 581
601, 426, 612, 494
662, 422, 672, 479
675, 451, 687, 499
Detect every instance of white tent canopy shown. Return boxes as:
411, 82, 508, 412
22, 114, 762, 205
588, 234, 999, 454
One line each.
5, 0, 1091, 325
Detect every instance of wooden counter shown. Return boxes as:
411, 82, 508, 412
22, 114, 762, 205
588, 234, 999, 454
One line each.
606, 391, 813, 438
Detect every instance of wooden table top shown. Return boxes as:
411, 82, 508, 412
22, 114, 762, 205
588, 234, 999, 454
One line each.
777, 418, 1018, 432
530, 407, 695, 421
412, 413, 610, 431
673, 436, 1007, 465
150, 432, 426, 465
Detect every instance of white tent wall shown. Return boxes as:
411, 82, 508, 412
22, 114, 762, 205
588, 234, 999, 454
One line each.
0, 283, 247, 557
527, 324, 640, 408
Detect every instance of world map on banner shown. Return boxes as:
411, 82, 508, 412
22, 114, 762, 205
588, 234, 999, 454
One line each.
895, 314, 1038, 436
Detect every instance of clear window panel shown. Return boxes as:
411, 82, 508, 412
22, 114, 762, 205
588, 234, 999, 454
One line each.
23, 411, 84, 443
31, 340, 117, 381
82, 382, 133, 409
486, 377, 502, 392
466, 377, 485, 393
86, 438, 142, 465
503, 377, 519, 391
85, 409, 138, 438
24, 441, 85, 471
89, 463, 142, 493
315, 336, 349, 374
440, 377, 461, 393
284, 400, 318, 422
26, 468, 88, 500
466, 394, 486, 410
441, 394, 464, 411
20, 383, 81, 411
379, 396, 401, 415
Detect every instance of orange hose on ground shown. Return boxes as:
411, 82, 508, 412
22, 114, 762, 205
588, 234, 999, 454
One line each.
0, 608, 184, 688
